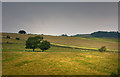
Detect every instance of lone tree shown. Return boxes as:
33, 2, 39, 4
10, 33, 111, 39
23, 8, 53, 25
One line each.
98, 46, 106, 52
38, 40, 50, 52
18, 30, 26, 34
25, 36, 43, 51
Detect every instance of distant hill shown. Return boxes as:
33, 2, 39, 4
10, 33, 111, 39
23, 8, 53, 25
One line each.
91, 31, 120, 38
72, 31, 120, 38
71, 34, 92, 38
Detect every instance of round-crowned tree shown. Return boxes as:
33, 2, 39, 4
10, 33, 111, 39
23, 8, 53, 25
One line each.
38, 40, 50, 52
18, 30, 26, 34
25, 36, 43, 51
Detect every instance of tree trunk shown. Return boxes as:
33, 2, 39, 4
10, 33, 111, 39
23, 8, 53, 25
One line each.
42, 50, 44, 52
33, 48, 35, 51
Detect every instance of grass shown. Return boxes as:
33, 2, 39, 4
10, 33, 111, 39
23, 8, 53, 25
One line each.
51, 43, 118, 52
2, 47, 118, 75
1, 33, 119, 75
2, 33, 119, 50
43, 35, 119, 50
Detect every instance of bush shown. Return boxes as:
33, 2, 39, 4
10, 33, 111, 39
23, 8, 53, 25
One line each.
110, 72, 117, 77
6, 41, 9, 43
16, 37, 20, 40
98, 46, 106, 52
6, 36, 10, 39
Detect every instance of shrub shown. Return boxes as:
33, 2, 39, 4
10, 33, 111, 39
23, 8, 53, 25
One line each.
110, 72, 117, 77
6, 41, 9, 43
16, 37, 20, 40
98, 46, 106, 52
6, 36, 10, 39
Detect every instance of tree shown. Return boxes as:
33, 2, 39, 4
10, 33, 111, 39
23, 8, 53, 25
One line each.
98, 46, 106, 52
25, 36, 43, 51
18, 30, 26, 34
38, 40, 50, 52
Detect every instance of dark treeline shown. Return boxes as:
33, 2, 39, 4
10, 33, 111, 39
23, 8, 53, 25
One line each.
72, 31, 120, 38
61, 34, 68, 36
91, 31, 120, 38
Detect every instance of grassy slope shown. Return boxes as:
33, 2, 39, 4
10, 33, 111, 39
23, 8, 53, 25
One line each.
43, 35, 118, 51
2, 33, 119, 75
2, 43, 118, 75
2, 33, 119, 50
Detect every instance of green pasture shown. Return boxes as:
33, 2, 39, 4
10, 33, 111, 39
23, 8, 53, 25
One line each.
2, 33, 119, 75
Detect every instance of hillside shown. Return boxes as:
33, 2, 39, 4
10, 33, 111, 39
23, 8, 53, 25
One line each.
72, 31, 120, 38
2, 33, 119, 51
2, 33, 119, 75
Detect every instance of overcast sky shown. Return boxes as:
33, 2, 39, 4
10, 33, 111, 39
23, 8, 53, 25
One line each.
2, 2, 118, 35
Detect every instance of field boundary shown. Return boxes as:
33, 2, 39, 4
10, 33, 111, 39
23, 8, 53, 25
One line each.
51, 43, 119, 52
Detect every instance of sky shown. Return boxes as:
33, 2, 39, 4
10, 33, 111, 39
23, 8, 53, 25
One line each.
2, 2, 118, 36
1, 0, 120, 2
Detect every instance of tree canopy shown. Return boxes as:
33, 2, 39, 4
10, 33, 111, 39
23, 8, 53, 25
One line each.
25, 36, 50, 52
91, 31, 119, 38
38, 40, 50, 52
72, 31, 120, 38
18, 30, 26, 34
61, 34, 68, 36
25, 36, 43, 51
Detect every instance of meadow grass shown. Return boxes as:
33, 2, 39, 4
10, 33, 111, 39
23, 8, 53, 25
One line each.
2, 43, 118, 75
2, 33, 119, 50
2, 33, 119, 75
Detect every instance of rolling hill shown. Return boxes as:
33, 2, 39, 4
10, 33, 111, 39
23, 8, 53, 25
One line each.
2, 33, 119, 51
1, 33, 119, 75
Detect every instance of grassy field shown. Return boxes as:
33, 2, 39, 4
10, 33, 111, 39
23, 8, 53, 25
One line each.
2, 33, 119, 75
2, 33, 119, 50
